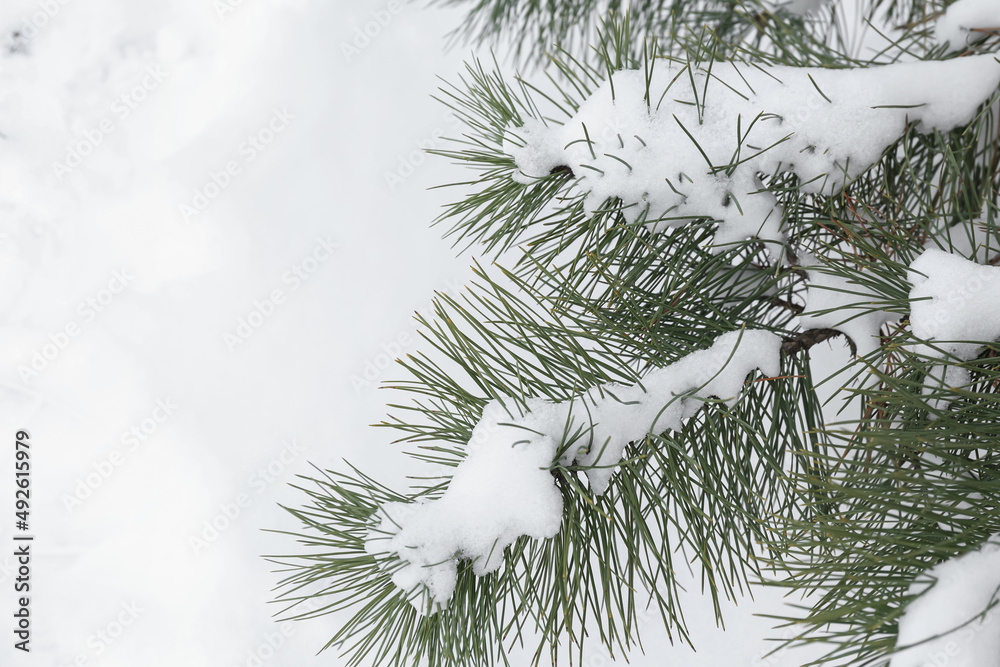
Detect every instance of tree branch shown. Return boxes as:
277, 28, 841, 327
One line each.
781, 328, 857, 357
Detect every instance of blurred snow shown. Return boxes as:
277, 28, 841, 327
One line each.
0, 1, 824, 666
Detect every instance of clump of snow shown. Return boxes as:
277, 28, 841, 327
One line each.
365, 329, 782, 611
892, 537, 1000, 667
907, 249, 1000, 410
935, 0, 1000, 51
798, 254, 900, 357
503, 57, 1000, 259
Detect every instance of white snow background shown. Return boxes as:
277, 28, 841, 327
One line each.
0, 1, 893, 666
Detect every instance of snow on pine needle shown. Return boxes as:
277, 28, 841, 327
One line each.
935, 0, 1000, 52
891, 536, 1000, 667
272, 7, 1000, 667
365, 329, 781, 612
907, 249, 1000, 413
502, 56, 1000, 260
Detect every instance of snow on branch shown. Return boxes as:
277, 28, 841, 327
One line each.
935, 0, 1000, 52
365, 329, 781, 611
503, 57, 1000, 259
908, 249, 1000, 410
892, 537, 1000, 667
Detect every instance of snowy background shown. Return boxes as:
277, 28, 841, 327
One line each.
0, 1, 835, 665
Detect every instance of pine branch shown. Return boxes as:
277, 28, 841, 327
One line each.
271, 5, 1000, 666
781, 327, 855, 356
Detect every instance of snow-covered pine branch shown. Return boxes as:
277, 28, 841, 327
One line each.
274, 4, 1000, 666
365, 329, 781, 610
503, 56, 1000, 260
366, 241, 1000, 611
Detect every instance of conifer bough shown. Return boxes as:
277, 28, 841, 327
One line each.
270, 2, 1000, 666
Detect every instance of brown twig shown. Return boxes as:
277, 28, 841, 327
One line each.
781, 328, 857, 357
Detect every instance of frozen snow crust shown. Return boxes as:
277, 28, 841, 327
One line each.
503, 56, 1000, 257
366, 330, 781, 610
